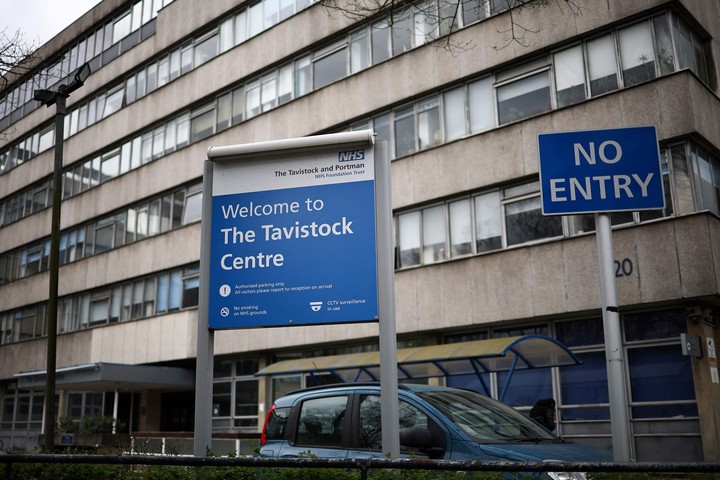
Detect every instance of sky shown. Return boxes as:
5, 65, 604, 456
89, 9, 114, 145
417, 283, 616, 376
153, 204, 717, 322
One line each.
1, 0, 102, 50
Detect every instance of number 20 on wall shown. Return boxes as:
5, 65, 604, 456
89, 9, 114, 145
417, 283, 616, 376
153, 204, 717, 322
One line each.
614, 258, 634, 277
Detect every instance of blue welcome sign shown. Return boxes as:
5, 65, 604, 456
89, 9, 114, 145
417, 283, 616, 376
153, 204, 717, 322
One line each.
207, 136, 378, 329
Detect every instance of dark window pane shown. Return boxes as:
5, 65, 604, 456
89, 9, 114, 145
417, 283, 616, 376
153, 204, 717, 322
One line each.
556, 318, 604, 346
627, 344, 696, 418
497, 72, 551, 124
313, 48, 346, 89
504, 196, 561, 246
624, 309, 685, 341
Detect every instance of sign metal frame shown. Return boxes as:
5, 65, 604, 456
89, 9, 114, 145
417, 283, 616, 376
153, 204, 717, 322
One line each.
194, 131, 400, 457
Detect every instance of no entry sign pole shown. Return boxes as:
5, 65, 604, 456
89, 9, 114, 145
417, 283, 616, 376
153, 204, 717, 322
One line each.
595, 212, 631, 461
538, 126, 664, 462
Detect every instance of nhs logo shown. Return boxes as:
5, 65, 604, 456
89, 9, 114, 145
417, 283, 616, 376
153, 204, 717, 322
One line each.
338, 149, 364, 162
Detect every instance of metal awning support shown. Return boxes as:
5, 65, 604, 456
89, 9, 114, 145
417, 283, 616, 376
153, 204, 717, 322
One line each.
255, 335, 582, 398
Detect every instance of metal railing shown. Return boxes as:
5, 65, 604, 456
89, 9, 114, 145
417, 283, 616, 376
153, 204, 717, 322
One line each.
2, 454, 720, 479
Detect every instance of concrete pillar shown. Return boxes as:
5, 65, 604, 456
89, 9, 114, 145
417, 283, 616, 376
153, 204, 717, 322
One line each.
687, 308, 720, 461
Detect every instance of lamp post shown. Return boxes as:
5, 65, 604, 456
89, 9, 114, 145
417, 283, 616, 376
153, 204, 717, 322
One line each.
33, 62, 91, 452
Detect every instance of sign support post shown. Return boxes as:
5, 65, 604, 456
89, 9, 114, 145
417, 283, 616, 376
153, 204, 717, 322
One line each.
374, 140, 400, 458
194, 160, 215, 457
595, 212, 631, 461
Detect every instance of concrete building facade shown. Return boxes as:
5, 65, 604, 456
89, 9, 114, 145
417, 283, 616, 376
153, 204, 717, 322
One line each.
1, 0, 719, 461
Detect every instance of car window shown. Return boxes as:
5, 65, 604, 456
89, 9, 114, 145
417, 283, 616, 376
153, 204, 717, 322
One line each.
417, 389, 554, 442
295, 395, 348, 447
357, 394, 429, 450
264, 406, 290, 441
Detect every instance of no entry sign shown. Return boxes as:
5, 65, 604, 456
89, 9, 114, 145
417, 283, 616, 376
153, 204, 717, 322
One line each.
538, 126, 664, 215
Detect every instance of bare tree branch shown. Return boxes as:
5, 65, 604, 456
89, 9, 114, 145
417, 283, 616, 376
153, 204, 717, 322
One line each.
1, 28, 42, 142
1, 28, 38, 90
318, 0, 583, 53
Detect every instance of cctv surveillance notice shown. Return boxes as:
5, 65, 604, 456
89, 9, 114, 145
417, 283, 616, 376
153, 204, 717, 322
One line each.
208, 147, 378, 329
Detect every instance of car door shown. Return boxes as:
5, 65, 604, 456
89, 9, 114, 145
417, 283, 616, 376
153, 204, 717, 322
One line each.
349, 393, 448, 459
277, 394, 350, 458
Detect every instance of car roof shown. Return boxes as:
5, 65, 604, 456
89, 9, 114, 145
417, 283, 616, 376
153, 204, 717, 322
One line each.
270, 382, 466, 407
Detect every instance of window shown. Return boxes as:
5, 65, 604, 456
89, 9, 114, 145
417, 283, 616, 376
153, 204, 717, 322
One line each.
181, 42, 193, 74
449, 199, 472, 256
462, 0, 487, 25
38, 127, 54, 152
296, 396, 347, 447
220, 17, 234, 53
690, 144, 720, 215
234, 378, 259, 423
195, 31, 219, 67
278, 64, 293, 104
628, 345, 696, 418
618, 22, 656, 86
113, 11, 132, 44
232, 87, 245, 123
391, 10, 413, 55
394, 106, 415, 157
503, 183, 561, 246
190, 105, 216, 142
94, 218, 115, 253
182, 266, 199, 308
152, 127, 165, 159
398, 211, 420, 267
217, 93, 232, 130
279, 0, 294, 20
358, 395, 431, 451
89, 291, 111, 325
147, 63, 158, 93
313, 42, 347, 90
265, 0, 279, 27
672, 15, 709, 83
587, 34, 618, 96
554, 45, 586, 107
235, 11, 248, 44
183, 190, 202, 224
295, 56, 312, 97
371, 21, 390, 64
249, 2, 263, 37
213, 382, 231, 417
423, 205, 446, 263
468, 77, 493, 133
417, 97, 440, 150
443, 87, 466, 141
148, 199, 161, 236
103, 86, 124, 118
245, 82, 261, 119
158, 56, 170, 87
261, 74, 277, 112
653, 14, 675, 76
497, 68, 551, 125
350, 29, 370, 74
176, 113, 190, 147
559, 351, 609, 420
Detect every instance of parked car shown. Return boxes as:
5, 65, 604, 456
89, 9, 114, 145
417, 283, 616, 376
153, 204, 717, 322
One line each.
259, 383, 611, 478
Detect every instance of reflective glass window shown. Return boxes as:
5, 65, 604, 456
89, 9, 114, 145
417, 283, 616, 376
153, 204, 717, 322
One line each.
587, 34, 618, 96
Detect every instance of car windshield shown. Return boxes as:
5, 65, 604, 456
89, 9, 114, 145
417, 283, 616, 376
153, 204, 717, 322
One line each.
417, 389, 556, 443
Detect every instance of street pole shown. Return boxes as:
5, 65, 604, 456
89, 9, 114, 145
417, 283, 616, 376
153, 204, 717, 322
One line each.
34, 62, 91, 452
43, 93, 66, 452
595, 213, 632, 461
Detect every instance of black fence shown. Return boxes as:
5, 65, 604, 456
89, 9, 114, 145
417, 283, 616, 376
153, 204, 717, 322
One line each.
2, 454, 720, 479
